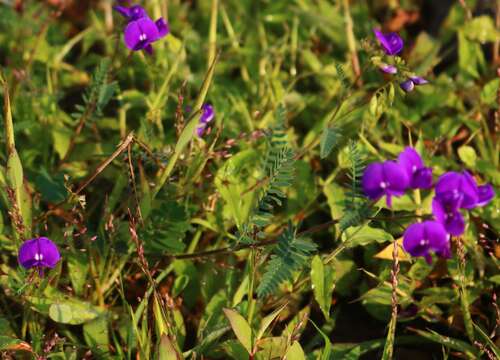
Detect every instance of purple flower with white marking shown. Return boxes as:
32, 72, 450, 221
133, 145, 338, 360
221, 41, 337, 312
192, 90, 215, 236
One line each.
398, 147, 433, 189
114, 4, 169, 54
18, 237, 60, 272
403, 221, 450, 264
196, 104, 215, 137
373, 29, 403, 56
435, 171, 488, 210
400, 76, 428, 93
432, 198, 465, 236
432, 171, 495, 235
362, 160, 409, 207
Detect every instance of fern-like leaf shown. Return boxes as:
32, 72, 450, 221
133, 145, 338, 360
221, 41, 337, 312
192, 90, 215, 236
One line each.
238, 105, 296, 243
140, 200, 191, 254
341, 141, 372, 232
71, 59, 118, 121
257, 226, 317, 298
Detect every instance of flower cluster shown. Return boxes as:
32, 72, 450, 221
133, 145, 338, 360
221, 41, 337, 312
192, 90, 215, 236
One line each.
362, 147, 495, 263
114, 4, 169, 54
362, 147, 432, 207
373, 29, 428, 93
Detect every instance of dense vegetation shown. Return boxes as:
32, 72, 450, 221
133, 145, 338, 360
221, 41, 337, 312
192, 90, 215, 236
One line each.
0, 0, 498, 359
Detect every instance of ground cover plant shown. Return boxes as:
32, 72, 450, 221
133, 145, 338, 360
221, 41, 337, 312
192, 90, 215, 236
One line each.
0, 0, 499, 359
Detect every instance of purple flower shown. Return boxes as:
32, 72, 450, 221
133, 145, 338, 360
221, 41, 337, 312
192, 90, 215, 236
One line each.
435, 171, 479, 210
476, 184, 495, 207
400, 76, 428, 93
362, 160, 409, 207
379, 64, 397, 74
410, 76, 428, 85
432, 171, 495, 235
403, 221, 450, 264
114, 4, 169, 54
18, 237, 60, 271
114, 4, 147, 20
398, 147, 433, 189
196, 104, 215, 137
432, 198, 465, 236
373, 29, 403, 56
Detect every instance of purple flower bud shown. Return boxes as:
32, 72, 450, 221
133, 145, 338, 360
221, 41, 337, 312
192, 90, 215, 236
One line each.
200, 104, 215, 124
400, 79, 415, 92
196, 104, 215, 137
362, 160, 409, 207
403, 221, 450, 264
397, 147, 433, 189
373, 29, 404, 56
379, 64, 397, 74
409, 76, 428, 85
18, 237, 61, 271
115, 5, 169, 54
114, 5, 147, 21
400, 76, 429, 93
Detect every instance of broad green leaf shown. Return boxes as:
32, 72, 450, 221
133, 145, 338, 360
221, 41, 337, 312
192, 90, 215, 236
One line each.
48, 301, 102, 325
323, 182, 345, 226
310, 255, 334, 319
369, 94, 378, 116
67, 253, 88, 296
222, 340, 250, 360
223, 308, 253, 354
84, 315, 109, 349
489, 274, 500, 285
35, 168, 68, 203
309, 320, 333, 360
458, 30, 484, 79
344, 346, 361, 360
285, 341, 306, 360
256, 337, 288, 359
320, 127, 341, 159
0, 336, 32, 352
52, 124, 72, 159
6, 149, 23, 189
463, 16, 500, 43
172, 275, 190, 297
342, 225, 393, 248
256, 303, 287, 340
480, 78, 500, 106
158, 334, 181, 360
457, 146, 477, 169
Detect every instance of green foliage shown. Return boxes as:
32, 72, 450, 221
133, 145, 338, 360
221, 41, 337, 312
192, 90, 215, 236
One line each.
238, 106, 296, 243
320, 126, 342, 159
139, 199, 191, 254
0, 2, 499, 359
257, 225, 317, 298
340, 141, 372, 232
71, 59, 118, 122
